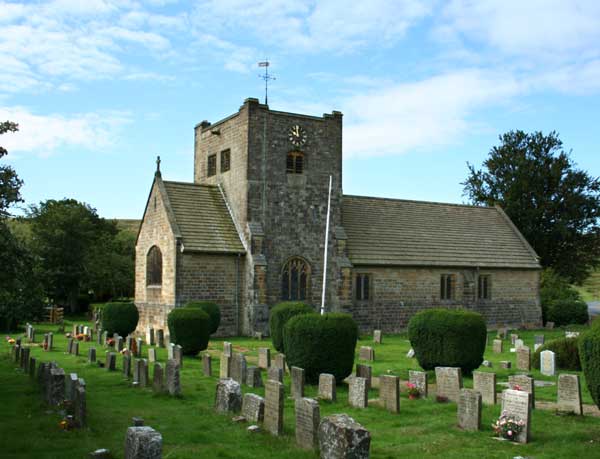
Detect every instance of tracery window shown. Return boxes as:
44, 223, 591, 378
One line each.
146, 245, 162, 286
281, 257, 310, 301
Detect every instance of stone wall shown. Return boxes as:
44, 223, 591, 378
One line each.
340, 266, 541, 332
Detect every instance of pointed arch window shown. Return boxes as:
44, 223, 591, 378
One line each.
281, 257, 310, 301
146, 246, 163, 286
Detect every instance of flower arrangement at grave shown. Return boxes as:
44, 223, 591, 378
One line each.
406, 382, 420, 399
6, 336, 15, 345
107, 338, 115, 347
492, 411, 525, 441
76, 333, 85, 341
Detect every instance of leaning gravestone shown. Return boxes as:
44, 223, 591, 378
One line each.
435, 367, 463, 402
355, 364, 372, 390
230, 353, 247, 385
202, 354, 212, 377
220, 354, 231, 379
348, 377, 368, 409
501, 389, 531, 443
166, 359, 180, 396
409, 370, 428, 397
457, 388, 482, 431
264, 379, 284, 436
258, 347, 270, 369
242, 393, 265, 423
246, 366, 263, 388
557, 374, 583, 415
540, 350, 556, 376
291, 366, 305, 398
318, 414, 371, 459
318, 373, 336, 401
473, 371, 496, 405
215, 379, 242, 413
373, 329, 382, 344
379, 375, 400, 413
508, 374, 535, 409
124, 426, 162, 459
516, 346, 531, 371
295, 397, 320, 450
267, 366, 283, 383
359, 346, 374, 361
493, 339, 503, 354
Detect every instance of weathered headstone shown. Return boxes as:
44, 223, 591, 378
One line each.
151, 363, 163, 392
126, 335, 134, 353
359, 346, 374, 361
267, 366, 284, 383
264, 379, 284, 435
123, 354, 132, 378
156, 329, 164, 347
379, 374, 400, 413
246, 366, 263, 388
97, 328, 103, 345
230, 353, 247, 385
499, 360, 512, 369
373, 329, 382, 344
215, 378, 242, 413
202, 353, 212, 377
124, 426, 162, 459
219, 354, 231, 379
510, 334, 518, 345
115, 336, 124, 352
102, 330, 108, 346
557, 374, 583, 415
166, 359, 181, 396
49, 367, 66, 406
501, 389, 531, 443
318, 414, 371, 459
74, 385, 86, 427
139, 359, 149, 387
540, 350, 556, 376
295, 397, 320, 450
136, 338, 143, 358
173, 344, 183, 368
274, 353, 286, 372
72, 341, 80, 356
406, 348, 415, 358
492, 339, 503, 353
291, 366, 305, 399
167, 343, 174, 360
457, 388, 482, 431
106, 352, 116, 371
29, 356, 36, 377
508, 374, 535, 409
348, 377, 368, 409
497, 327, 508, 339
517, 346, 531, 371
242, 393, 265, 423
473, 371, 496, 405
223, 341, 232, 357
20, 347, 30, 370
409, 370, 428, 397
435, 367, 463, 402
148, 348, 156, 364
355, 364, 372, 390
514, 338, 524, 350
258, 347, 270, 369
67, 338, 74, 354
147, 327, 155, 346
66, 373, 79, 401
88, 347, 97, 363
318, 373, 336, 401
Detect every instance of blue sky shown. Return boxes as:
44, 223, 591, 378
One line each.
1, 0, 600, 218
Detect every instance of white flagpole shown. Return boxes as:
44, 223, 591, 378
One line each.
321, 175, 332, 315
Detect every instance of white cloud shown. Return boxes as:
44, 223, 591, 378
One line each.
0, 106, 132, 158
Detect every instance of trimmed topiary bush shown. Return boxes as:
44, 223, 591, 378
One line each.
545, 299, 589, 327
283, 313, 358, 384
407, 308, 486, 375
185, 301, 221, 334
167, 307, 210, 356
579, 326, 600, 409
532, 337, 581, 371
101, 302, 139, 337
269, 301, 315, 352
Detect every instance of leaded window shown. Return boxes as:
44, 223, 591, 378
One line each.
478, 275, 491, 300
440, 274, 454, 300
355, 274, 370, 300
281, 257, 309, 301
207, 154, 217, 177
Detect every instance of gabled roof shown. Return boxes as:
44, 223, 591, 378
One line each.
342, 195, 540, 269
162, 181, 245, 254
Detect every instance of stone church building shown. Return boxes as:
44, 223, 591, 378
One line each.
135, 98, 542, 337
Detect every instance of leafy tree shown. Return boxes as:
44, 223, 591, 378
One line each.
0, 121, 22, 216
463, 130, 600, 283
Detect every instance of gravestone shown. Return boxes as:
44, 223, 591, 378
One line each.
508, 374, 535, 409
202, 353, 212, 377
473, 371, 496, 405
148, 348, 156, 364
66, 373, 79, 401
106, 352, 116, 371
29, 356, 36, 377
435, 367, 463, 402
359, 346, 374, 361
242, 393, 265, 423
406, 348, 415, 358
546, 321, 555, 330
102, 331, 108, 346
457, 388, 482, 431
231, 353, 247, 385
534, 335, 545, 346
348, 377, 368, 409
534, 343, 542, 352
510, 334, 518, 345
501, 389, 531, 443
153, 363, 164, 392
166, 360, 181, 396
373, 329, 382, 344
379, 375, 400, 413
156, 329, 165, 347
267, 366, 284, 383
139, 359, 149, 387
258, 347, 270, 369
318, 373, 336, 401
540, 350, 556, 376
220, 354, 231, 379
20, 347, 30, 370
49, 367, 66, 406
123, 354, 132, 378
167, 343, 174, 360
124, 426, 162, 459
132, 357, 141, 383
565, 331, 580, 339
515, 338, 525, 350
72, 341, 79, 356
295, 397, 320, 450
517, 346, 531, 371
116, 336, 124, 352
291, 366, 305, 399
409, 370, 428, 397
173, 345, 183, 367
355, 364, 372, 390
264, 380, 284, 435
274, 353, 286, 372
126, 336, 134, 353
492, 339, 503, 353
223, 342, 232, 357
498, 327, 508, 339
318, 414, 371, 459
246, 366, 263, 388
147, 327, 155, 346
74, 385, 86, 427
215, 378, 242, 413
499, 360, 512, 369
97, 329, 103, 345
88, 347, 96, 363
557, 374, 583, 415
136, 338, 143, 358
67, 338, 74, 354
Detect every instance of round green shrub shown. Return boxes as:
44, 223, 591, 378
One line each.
101, 302, 139, 336
407, 308, 486, 374
185, 301, 221, 334
269, 301, 315, 352
283, 313, 358, 384
167, 307, 210, 356
532, 337, 581, 371
579, 326, 600, 408
545, 299, 589, 327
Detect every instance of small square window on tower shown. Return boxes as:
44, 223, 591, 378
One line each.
221, 149, 231, 172
286, 151, 304, 174
207, 154, 217, 177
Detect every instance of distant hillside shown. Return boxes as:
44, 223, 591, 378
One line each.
114, 219, 141, 234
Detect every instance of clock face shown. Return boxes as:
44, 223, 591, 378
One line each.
288, 124, 307, 147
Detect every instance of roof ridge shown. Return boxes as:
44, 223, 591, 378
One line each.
163, 180, 219, 188
343, 194, 494, 210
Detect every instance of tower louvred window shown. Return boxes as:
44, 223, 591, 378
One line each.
286, 151, 304, 174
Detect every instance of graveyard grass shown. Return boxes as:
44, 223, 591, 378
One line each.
1, 319, 600, 458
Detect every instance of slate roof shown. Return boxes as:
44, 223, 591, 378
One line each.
162, 181, 245, 254
342, 195, 540, 269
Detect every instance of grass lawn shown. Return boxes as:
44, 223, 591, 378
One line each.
1, 318, 600, 458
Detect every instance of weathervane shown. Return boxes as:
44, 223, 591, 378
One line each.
258, 60, 275, 105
